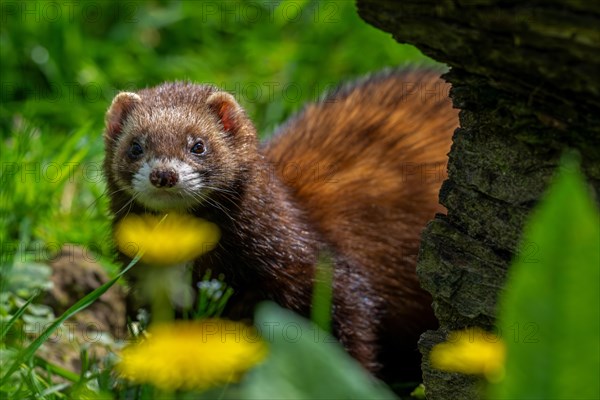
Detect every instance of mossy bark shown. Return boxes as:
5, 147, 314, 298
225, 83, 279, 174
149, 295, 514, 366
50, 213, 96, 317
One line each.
357, 1, 600, 398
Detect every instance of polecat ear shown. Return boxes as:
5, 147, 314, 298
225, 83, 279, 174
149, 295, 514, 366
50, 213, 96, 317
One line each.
206, 91, 245, 135
105, 92, 141, 139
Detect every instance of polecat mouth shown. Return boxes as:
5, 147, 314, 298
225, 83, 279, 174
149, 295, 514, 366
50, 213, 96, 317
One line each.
135, 189, 195, 211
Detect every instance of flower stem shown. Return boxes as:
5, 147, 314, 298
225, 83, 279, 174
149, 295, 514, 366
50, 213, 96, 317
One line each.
152, 285, 174, 324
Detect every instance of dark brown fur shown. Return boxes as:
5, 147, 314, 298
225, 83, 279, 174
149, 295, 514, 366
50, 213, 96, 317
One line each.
103, 69, 458, 382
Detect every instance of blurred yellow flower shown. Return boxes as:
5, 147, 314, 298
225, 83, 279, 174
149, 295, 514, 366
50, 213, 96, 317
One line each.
117, 320, 267, 391
114, 213, 221, 266
430, 327, 505, 382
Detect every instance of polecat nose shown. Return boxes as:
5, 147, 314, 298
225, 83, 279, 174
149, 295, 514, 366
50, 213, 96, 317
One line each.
149, 169, 179, 188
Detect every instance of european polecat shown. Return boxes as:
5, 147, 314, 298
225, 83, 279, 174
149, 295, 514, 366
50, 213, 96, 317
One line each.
103, 69, 458, 382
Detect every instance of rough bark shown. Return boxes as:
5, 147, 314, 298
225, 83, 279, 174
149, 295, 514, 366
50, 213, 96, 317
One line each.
357, 1, 600, 398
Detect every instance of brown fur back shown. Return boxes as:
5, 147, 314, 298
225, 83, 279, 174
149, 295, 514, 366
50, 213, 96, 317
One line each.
263, 69, 458, 378
265, 68, 456, 280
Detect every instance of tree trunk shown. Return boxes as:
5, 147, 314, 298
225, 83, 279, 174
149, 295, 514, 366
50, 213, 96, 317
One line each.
357, 1, 600, 398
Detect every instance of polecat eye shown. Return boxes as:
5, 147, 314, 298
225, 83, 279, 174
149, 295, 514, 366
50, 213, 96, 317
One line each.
191, 141, 206, 155
127, 142, 144, 160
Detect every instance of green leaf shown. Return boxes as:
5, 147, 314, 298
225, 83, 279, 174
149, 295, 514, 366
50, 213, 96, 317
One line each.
3, 262, 53, 297
240, 302, 396, 399
490, 155, 600, 399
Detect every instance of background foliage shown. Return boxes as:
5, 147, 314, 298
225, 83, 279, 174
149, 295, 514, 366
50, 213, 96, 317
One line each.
1, 0, 434, 257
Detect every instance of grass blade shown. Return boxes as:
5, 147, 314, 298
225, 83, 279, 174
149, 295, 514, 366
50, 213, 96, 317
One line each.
0, 254, 141, 386
311, 252, 334, 333
34, 356, 79, 383
0, 290, 40, 341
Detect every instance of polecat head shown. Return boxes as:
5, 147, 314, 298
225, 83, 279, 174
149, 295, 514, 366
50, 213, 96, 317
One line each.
104, 82, 257, 212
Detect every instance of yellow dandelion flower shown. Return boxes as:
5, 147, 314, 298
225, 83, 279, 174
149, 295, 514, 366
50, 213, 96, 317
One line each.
430, 327, 506, 382
117, 320, 267, 391
114, 213, 221, 266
